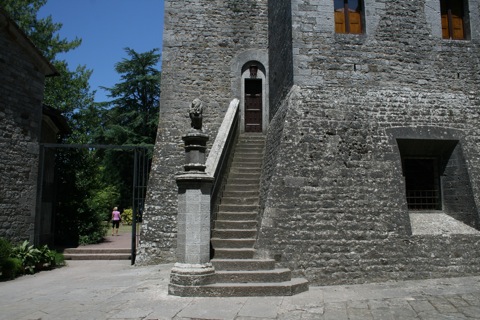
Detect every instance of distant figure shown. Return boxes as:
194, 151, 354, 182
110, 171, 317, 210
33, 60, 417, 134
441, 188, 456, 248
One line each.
189, 98, 203, 130
111, 207, 121, 236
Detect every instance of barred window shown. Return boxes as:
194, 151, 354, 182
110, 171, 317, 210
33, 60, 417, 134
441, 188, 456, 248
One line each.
334, 0, 363, 34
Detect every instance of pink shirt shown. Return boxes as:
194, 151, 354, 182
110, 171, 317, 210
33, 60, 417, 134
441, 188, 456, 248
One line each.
112, 211, 121, 221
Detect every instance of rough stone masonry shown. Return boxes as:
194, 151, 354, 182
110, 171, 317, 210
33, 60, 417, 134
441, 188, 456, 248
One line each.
137, 0, 480, 286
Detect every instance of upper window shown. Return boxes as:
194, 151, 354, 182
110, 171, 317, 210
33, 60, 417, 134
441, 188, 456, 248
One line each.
334, 0, 363, 34
441, 0, 468, 40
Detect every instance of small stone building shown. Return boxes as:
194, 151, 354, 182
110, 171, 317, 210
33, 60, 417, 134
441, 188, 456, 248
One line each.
0, 8, 58, 245
138, 0, 480, 285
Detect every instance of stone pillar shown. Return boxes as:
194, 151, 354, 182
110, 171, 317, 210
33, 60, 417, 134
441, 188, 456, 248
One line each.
169, 100, 215, 292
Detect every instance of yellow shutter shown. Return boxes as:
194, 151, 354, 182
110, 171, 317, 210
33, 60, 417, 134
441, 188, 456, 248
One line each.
441, 14, 449, 39
452, 14, 464, 39
335, 10, 346, 33
349, 11, 362, 34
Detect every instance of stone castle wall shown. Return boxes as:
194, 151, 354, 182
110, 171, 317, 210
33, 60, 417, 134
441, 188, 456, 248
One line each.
137, 0, 269, 264
0, 26, 45, 244
257, 0, 480, 284
141, 0, 480, 285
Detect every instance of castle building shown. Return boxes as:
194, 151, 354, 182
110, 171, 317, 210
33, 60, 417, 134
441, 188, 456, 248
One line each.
137, 0, 480, 286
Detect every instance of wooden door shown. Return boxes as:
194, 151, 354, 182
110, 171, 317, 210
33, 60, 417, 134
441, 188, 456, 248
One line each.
245, 79, 262, 132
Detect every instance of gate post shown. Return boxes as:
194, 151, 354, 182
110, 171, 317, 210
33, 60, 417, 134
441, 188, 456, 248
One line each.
169, 99, 215, 295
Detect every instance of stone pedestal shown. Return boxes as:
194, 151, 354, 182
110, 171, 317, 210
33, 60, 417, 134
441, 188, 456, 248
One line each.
169, 128, 216, 293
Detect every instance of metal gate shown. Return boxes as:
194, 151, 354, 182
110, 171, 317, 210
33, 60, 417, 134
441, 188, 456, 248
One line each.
38, 143, 153, 264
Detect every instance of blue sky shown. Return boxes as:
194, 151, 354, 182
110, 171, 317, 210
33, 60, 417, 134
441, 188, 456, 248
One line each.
38, 0, 164, 102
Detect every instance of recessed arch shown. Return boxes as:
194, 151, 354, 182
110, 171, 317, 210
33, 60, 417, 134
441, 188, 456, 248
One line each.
241, 61, 267, 133
230, 50, 269, 134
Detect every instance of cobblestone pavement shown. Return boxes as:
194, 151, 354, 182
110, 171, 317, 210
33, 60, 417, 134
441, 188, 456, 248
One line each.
0, 261, 479, 320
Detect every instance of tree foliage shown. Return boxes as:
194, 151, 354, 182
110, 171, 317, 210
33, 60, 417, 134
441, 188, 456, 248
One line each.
98, 47, 161, 145
95, 48, 160, 209
0, 0, 81, 60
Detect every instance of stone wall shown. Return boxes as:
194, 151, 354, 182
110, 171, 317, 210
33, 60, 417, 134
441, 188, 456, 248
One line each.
268, 0, 293, 117
137, 0, 269, 264
0, 24, 47, 244
257, 0, 480, 285
141, 0, 480, 285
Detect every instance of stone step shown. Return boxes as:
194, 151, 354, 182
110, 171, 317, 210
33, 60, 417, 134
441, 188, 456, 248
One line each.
233, 144, 265, 153
215, 268, 293, 283
212, 258, 276, 271
63, 247, 131, 260
168, 278, 309, 297
237, 137, 265, 145
215, 212, 257, 220
212, 229, 257, 238
225, 184, 260, 192
238, 135, 265, 141
213, 248, 255, 259
231, 161, 263, 168
223, 184, 260, 192
229, 167, 261, 174
228, 172, 261, 179
64, 253, 131, 260
215, 220, 257, 229
226, 178, 260, 185
218, 204, 259, 212
64, 248, 130, 254
220, 197, 259, 206
211, 238, 256, 248
232, 157, 263, 163
222, 190, 259, 198
233, 152, 263, 161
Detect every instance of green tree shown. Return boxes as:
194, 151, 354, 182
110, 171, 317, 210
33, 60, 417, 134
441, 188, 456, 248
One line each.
98, 47, 161, 145
0, 0, 81, 60
95, 48, 160, 209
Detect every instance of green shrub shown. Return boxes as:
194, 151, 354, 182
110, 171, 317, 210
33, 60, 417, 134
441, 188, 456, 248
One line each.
79, 233, 103, 245
38, 245, 58, 268
1, 241, 64, 279
122, 208, 133, 225
77, 207, 109, 245
0, 237, 12, 265
54, 252, 66, 267
11, 241, 41, 274
11, 241, 64, 272
1, 257, 22, 280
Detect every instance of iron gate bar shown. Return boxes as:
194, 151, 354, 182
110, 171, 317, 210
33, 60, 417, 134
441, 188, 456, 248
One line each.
38, 143, 153, 264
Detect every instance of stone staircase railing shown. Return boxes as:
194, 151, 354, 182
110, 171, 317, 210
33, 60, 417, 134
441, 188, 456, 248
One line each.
205, 98, 240, 217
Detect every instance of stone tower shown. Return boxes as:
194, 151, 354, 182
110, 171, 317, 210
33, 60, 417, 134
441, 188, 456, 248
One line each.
138, 0, 480, 285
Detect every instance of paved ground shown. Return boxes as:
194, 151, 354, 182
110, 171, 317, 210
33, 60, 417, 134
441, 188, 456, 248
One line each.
2, 232, 480, 320
1, 259, 480, 320
81, 231, 132, 250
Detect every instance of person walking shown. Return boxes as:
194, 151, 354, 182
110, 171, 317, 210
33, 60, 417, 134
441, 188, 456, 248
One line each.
111, 207, 121, 236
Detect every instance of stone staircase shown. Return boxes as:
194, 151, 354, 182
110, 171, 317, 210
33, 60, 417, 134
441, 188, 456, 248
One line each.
205, 133, 308, 296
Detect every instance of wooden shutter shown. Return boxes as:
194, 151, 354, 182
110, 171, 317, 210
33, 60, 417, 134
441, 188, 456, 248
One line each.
335, 10, 346, 33
451, 14, 464, 39
441, 14, 449, 39
349, 11, 362, 34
